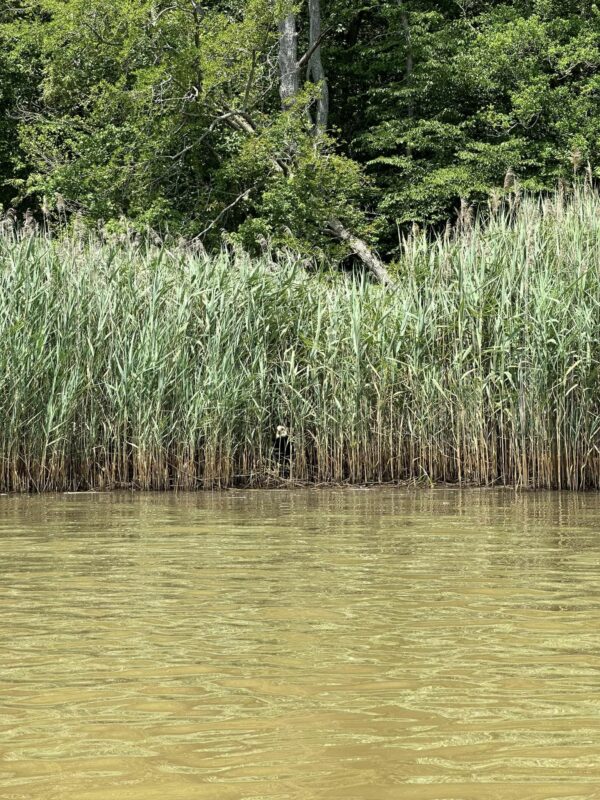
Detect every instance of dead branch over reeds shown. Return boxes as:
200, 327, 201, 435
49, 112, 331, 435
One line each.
1, 186, 600, 491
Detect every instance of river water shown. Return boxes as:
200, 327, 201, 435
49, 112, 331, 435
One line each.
1, 490, 599, 799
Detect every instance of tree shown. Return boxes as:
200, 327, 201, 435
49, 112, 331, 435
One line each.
272, 3, 392, 282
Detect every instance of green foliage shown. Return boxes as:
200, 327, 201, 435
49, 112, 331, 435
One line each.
6, 0, 367, 253
330, 0, 600, 249
1, 0, 599, 256
231, 104, 369, 254
0, 2, 41, 208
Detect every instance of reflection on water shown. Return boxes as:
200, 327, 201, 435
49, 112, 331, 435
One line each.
1, 489, 600, 799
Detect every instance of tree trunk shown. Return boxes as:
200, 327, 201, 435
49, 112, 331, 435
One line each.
275, 8, 393, 287
278, 13, 299, 107
307, 0, 329, 131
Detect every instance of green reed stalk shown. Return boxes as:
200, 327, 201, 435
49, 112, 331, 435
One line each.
1, 185, 600, 491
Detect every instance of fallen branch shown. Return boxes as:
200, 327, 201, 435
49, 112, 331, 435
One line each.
327, 218, 395, 287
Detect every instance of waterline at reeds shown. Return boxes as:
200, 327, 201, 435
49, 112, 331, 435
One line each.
1, 187, 600, 491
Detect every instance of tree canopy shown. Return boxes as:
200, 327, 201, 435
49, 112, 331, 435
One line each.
1, 0, 598, 258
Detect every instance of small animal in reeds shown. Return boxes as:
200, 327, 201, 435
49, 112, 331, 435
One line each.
273, 425, 294, 477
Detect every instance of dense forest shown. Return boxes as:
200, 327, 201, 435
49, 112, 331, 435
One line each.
1, 1, 599, 261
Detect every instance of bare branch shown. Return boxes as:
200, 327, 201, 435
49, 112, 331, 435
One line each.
297, 26, 332, 70
194, 188, 253, 240
150, 5, 178, 24
159, 111, 243, 161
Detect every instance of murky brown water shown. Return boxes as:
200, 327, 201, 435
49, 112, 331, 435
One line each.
1, 490, 600, 799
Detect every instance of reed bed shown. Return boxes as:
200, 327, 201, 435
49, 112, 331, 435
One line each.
1, 186, 600, 491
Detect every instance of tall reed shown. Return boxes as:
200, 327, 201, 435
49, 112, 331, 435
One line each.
1, 185, 600, 491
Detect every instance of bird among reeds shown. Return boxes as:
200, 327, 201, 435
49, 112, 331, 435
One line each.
273, 425, 293, 477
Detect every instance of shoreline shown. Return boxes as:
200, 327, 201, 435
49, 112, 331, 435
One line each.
0, 482, 594, 495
